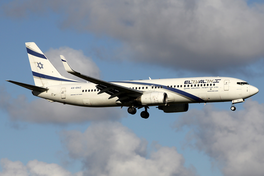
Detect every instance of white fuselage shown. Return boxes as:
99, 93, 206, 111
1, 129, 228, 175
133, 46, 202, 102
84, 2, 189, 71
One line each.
34, 77, 258, 107
8, 42, 259, 118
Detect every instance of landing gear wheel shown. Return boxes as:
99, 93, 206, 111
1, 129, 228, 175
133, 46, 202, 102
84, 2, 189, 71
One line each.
230, 106, 236, 111
140, 111, 149, 119
128, 107, 137, 115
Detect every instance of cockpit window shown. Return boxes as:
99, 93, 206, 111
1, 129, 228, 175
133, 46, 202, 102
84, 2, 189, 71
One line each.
237, 82, 249, 85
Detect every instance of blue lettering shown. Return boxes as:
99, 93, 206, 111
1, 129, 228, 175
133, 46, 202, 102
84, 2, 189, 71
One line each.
199, 80, 205, 83
214, 79, 221, 83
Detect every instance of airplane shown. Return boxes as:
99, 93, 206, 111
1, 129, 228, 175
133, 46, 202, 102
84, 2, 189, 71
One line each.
7, 42, 259, 119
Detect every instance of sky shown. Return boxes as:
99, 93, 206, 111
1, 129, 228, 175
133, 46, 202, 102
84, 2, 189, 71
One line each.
0, 0, 264, 175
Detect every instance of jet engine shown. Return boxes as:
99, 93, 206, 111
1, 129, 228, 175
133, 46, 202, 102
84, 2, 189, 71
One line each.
137, 92, 167, 105
158, 103, 189, 113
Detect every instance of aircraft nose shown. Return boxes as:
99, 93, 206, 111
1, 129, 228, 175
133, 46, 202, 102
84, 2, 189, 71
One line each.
251, 86, 259, 95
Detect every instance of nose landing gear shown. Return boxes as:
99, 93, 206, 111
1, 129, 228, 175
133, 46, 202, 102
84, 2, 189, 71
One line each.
230, 99, 244, 111
230, 106, 236, 111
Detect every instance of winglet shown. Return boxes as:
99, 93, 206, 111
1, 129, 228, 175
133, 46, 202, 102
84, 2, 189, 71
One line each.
60, 55, 75, 73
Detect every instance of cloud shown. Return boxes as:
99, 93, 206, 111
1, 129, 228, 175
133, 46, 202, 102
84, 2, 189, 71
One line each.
61, 121, 196, 176
174, 100, 264, 176
0, 159, 28, 176
0, 122, 195, 176
27, 160, 75, 176
0, 159, 80, 176
2, 0, 264, 73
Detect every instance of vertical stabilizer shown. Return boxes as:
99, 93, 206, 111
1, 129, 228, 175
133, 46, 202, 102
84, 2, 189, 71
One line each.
26, 42, 77, 86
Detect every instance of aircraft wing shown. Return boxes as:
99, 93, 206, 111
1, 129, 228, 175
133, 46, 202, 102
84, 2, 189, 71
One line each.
7, 80, 48, 92
60, 55, 142, 102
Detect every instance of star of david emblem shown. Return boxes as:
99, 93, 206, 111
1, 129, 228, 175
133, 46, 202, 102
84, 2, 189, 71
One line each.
37, 62, 43, 69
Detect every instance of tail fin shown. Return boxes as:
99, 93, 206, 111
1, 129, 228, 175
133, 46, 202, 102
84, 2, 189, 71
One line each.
26, 42, 77, 86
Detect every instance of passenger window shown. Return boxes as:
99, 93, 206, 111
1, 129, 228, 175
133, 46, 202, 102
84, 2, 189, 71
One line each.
237, 82, 249, 85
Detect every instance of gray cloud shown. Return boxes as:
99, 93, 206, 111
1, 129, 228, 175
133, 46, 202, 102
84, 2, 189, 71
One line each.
0, 122, 196, 176
0, 159, 81, 176
0, 159, 28, 176
61, 121, 196, 176
174, 100, 264, 176
2, 0, 264, 73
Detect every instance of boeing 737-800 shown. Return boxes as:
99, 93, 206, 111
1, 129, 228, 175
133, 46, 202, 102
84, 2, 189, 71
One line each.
7, 42, 259, 119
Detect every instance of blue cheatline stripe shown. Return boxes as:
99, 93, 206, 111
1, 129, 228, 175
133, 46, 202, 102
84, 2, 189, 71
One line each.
26, 48, 47, 59
32, 71, 77, 82
115, 81, 204, 102
61, 59, 66, 62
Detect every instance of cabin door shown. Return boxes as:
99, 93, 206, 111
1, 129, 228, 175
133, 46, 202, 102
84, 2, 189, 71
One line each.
61, 87, 66, 99
224, 80, 229, 91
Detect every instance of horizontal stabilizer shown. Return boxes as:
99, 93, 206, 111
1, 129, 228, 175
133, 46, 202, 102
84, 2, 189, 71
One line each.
7, 80, 48, 92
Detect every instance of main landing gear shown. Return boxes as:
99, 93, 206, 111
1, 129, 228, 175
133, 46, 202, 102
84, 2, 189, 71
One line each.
140, 107, 149, 119
127, 106, 137, 115
127, 106, 149, 119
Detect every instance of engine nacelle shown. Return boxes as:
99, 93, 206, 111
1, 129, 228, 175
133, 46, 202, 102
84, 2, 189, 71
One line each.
158, 103, 189, 113
137, 92, 167, 105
